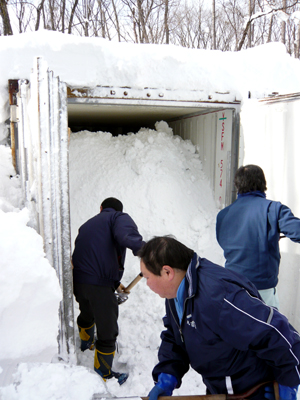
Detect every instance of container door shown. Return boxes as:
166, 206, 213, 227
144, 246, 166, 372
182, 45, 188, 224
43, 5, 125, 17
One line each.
15, 57, 75, 363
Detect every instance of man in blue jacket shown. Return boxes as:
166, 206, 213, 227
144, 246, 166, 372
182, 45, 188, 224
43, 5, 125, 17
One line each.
139, 236, 300, 400
72, 197, 145, 385
216, 164, 300, 308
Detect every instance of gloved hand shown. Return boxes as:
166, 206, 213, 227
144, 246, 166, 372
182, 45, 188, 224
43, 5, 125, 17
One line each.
117, 283, 130, 294
148, 373, 178, 400
265, 384, 298, 400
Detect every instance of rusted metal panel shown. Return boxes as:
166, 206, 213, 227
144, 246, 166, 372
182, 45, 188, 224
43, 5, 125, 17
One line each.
259, 92, 300, 104
8, 79, 19, 172
67, 85, 240, 104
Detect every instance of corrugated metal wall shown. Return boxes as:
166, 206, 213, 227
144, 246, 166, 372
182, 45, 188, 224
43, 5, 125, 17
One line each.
169, 108, 239, 208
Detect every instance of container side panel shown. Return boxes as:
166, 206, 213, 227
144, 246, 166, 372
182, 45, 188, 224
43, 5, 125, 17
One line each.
170, 110, 235, 207
215, 110, 233, 208
241, 96, 300, 331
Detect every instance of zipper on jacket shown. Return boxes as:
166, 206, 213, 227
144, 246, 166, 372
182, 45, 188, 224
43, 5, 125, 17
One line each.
168, 300, 184, 342
167, 293, 195, 343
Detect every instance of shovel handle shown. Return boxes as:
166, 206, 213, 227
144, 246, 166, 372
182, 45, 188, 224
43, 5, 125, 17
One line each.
141, 381, 279, 400
141, 396, 225, 400
124, 272, 143, 292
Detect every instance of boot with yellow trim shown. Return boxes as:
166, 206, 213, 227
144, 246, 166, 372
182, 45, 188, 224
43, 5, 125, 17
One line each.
78, 323, 95, 351
94, 349, 128, 385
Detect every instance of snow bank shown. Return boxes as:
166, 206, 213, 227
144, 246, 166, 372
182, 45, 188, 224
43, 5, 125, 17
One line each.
0, 148, 62, 360
0, 207, 62, 360
0, 146, 22, 212
0, 362, 106, 400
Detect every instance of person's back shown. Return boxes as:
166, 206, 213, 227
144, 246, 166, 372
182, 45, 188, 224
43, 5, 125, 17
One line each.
73, 207, 143, 287
216, 193, 281, 290
216, 165, 300, 308
72, 197, 145, 385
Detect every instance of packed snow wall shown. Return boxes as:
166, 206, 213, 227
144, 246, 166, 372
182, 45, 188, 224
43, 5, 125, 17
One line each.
68, 123, 225, 264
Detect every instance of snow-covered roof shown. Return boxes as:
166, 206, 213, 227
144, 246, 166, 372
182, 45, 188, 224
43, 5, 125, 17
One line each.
1, 29, 300, 142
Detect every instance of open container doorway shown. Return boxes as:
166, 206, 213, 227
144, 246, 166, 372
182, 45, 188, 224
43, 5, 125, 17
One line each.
67, 85, 241, 209
10, 58, 241, 361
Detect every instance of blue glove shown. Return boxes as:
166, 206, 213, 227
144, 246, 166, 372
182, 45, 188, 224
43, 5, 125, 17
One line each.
148, 373, 178, 400
265, 384, 298, 400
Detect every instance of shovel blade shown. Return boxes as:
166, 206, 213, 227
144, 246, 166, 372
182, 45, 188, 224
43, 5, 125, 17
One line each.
115, 292, 128, 305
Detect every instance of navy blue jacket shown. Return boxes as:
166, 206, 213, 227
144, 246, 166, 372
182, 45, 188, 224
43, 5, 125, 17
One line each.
216, 192, 300, 289
153, 254, 300, 395
72, 208, 145, 288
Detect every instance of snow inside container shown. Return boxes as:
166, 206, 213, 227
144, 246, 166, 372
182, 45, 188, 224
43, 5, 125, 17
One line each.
67, 84, 241, 208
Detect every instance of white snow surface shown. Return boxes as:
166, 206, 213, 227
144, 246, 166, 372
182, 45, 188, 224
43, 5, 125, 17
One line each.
1, 30, 300, 142
1, 31, 300, 399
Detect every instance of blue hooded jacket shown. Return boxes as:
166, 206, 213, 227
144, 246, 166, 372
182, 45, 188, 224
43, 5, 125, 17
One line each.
72, 208, 145, 288
216, 192, 300, 290
152, 254, 300, 395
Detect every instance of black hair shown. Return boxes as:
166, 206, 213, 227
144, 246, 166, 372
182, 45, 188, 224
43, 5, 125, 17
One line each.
234, 165, 267, 194
101, 197, 123, 212
138, 235, 194, 276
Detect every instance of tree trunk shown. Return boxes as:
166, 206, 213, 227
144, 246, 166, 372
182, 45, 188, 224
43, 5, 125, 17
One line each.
212, 0, 216, 49
137, 0, 149, 43
68, 0, 79, 34
237, 19, 251, 50
248, 0, 252, 47
98, 0, 106, 38
83, 0, 88, 36
112, 0, 121, 42
35, 0, 46, 31
61, 0, 66, 32
281, 0, 287, 44
296, 21, 300, 58
49, 0, 56, 30
267, 14, 273, 42
132, 7, 139, 43
0, 0, 13, 35
164, 0, 169, 44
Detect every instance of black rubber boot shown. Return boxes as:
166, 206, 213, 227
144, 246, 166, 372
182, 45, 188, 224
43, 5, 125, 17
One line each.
78, 323, 95, 351
94, 349, 128, 385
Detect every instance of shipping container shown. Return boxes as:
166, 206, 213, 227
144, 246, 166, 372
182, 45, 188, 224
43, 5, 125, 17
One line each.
11, 59, 300, 359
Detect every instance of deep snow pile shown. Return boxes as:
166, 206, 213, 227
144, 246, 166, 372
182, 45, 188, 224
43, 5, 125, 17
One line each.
69, 121, 222, 262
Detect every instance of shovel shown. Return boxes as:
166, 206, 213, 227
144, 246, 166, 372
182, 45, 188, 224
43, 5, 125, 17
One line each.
93, 381, 279, 400
115, 272, 143, 305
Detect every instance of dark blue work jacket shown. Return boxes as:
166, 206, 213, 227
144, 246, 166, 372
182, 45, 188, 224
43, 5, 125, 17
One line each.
153, 254, 300, 395
216, 192, 300, 290
72, 208, 144, 288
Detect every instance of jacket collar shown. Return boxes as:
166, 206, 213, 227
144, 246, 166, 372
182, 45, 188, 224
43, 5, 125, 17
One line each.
185, 252, 200, 298
237, 191, 266, 199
